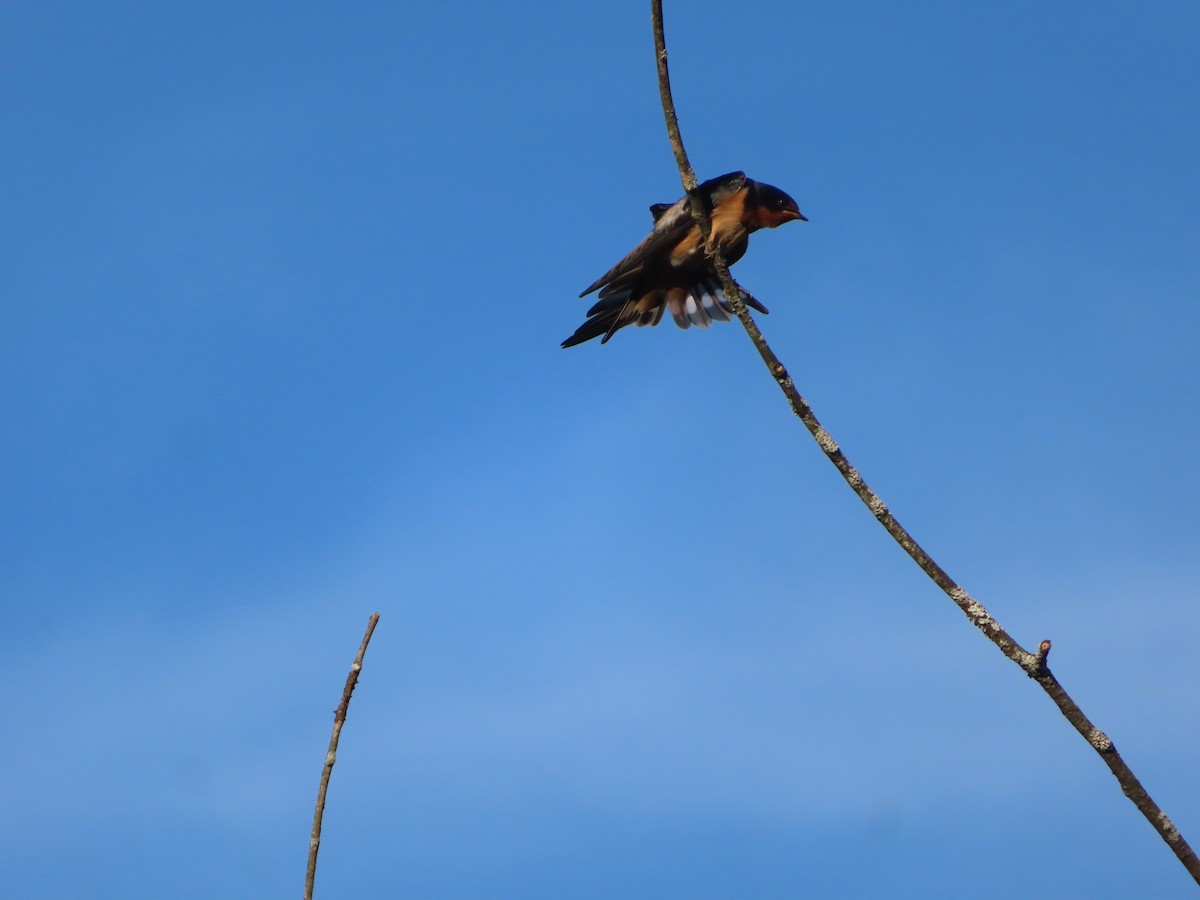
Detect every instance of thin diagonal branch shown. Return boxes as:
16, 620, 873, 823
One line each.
649, 0, 1199, 884
305, 612, 381, 900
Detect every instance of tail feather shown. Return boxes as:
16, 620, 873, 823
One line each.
703, 277, 769, 317
668, 279, 768, 329
695, 280, 732, 323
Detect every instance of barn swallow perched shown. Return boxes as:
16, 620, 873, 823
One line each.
561, 171, 805, 348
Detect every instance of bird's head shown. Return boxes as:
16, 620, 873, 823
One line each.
749, 180, 807, 229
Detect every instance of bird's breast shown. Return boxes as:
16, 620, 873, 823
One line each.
667, 221, 749, 269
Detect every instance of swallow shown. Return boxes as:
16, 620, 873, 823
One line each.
561, 171, 805, 348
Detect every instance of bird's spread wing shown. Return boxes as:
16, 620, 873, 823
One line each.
578, 172, 747, 298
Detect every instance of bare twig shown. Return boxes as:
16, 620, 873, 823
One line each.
649, 0, 1199, 883
305, 612, 381, 900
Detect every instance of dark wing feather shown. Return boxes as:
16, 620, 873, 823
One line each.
579, 172, 747, 297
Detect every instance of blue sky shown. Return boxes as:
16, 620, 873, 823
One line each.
3, 2, 1199, 896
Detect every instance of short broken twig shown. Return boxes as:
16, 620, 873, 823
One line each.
305, 612, 381, 900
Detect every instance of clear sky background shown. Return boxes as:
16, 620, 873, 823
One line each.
4, 2, 1199, 897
